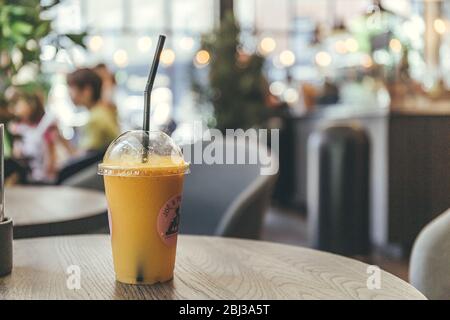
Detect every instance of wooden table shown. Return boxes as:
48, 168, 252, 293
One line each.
6, 186, 108, 239
0, 235, 426, 300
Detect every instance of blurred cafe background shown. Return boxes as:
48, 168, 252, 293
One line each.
1, 0, 449, 294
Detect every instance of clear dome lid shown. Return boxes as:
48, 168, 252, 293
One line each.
98, 130, 189, 177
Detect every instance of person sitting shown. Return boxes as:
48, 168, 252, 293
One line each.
8, 92, 71, 183
93, 63, 118, 112
67, 68, 120, 153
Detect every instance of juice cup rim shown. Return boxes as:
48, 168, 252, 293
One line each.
98, 162, 190, 177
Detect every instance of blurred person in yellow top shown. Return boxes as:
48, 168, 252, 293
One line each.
67, 68, 120, 152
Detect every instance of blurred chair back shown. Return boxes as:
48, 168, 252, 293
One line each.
307, 124, 370, 255
57, 149, 105, 185
180, 137, 278, 239
410, 208, 450, 300
61, 163, 104, 191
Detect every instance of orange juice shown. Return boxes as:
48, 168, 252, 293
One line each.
101, 155, 188, 284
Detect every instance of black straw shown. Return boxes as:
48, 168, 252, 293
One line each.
143, 35, 166, 132
142, 35, 166, 163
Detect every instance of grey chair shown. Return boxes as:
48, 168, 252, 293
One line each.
61, 163, 108, 234
61, 162, 104, 192
410, 208, 450, 300
180, 137, 278, 239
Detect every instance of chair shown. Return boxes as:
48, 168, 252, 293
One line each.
56, 149, 105, 185
60, 160, 107, 233
179, 137, 278, 239
410, 208, 450, 300
61, 163, 104, 192
307, 124, 370, 255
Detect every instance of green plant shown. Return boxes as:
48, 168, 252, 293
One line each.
0, 0, 86, 105
193, 11, 269, 131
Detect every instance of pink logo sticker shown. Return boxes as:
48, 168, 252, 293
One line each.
157, 194, 182, 246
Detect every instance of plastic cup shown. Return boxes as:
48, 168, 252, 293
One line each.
98, 130, 189, 285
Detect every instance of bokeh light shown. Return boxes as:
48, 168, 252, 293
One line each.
258, 37, 276, 55
284, 88, 299, 104
137, 36, 153, 52
194, 50, 210, 67
160, 49, 176, 66
335, 40, 347, 54
179, 37, 195, 51
269, 81, 286, 96
434, 18, 447, 35
26, 39, 38, 51
345, 38, 359, 53
113, 49, 129, 68
89, 36, 104, 52
279, 50, 296, 67
315, 51, 332, 67
389, 38, 402, 53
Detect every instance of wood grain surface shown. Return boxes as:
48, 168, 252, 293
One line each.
0, 235, 426, 300
5, 186, 108, 238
